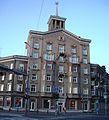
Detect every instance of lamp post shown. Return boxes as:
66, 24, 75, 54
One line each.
104, 85, 107, 115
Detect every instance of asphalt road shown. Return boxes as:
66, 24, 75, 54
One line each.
0, 111, 109, 120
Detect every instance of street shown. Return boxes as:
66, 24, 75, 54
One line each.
0, 111, 109, 120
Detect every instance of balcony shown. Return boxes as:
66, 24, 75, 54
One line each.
69, 57, 79, 64
44, 54, 55, 61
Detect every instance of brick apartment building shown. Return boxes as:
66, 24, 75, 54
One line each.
0, 8, 109, 113
25, 11, 91, 112
0, 55, 27, 110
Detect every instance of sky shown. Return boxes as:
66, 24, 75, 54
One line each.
0, 0, 109, 72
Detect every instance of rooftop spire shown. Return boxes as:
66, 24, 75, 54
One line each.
56, 2, 59, 16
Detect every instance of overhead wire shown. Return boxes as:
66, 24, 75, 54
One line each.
37, 0, 44, 30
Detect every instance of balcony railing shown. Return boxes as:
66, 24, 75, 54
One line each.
69, 57, 79, 64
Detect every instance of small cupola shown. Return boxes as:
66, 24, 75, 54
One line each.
47, 2, 66, 31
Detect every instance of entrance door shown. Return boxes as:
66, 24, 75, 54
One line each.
58, 102, 63, 113
30, 101, 35, 111
84, 102, 88, 111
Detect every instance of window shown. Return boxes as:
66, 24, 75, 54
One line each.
18, 64, 24, 71
10, 63, 13, 69
83, 58, 87, 64
83, 47, 87, 55
59, 45, 64, 53
44, 54, 54, 61
59, 56, 64, 62
59, 76, 63, 82
72, 57, 78, 64
32, 74, 37, 80
32, 64, 38, 70
69, 76, 72, 82
46, 85, 51, 92
17, 84, 23, 92
1, 75, 5, 81
47, 63, 52, 69
18, 75, 23, 80
73, 87, 78, 94
6, 97, 11, 107
73, 66, 77, 72
7, 83, 12, 91
84, 78, 88, 84
46, 74, 51, 81
30, 85, 36, 92
69, 66, 71, 72
0, 97, 3, 106
91, 81, 95, 86
58, 86, 63, 93
47, 43, 52, 51
71, 101, 75, 108
83, 88, 88, 95
69, 87, 71, 93
9, 74, 12, 80
33, 43, 39, 49
59, 66, 64, 73
83, 68, 88, 74
15, 97, 22, 108
73, 77, 78, 83
72, 47, 76, 54
0, 84, 4, 91
33, 52, 39, 58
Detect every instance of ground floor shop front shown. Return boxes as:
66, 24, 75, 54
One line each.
0, 95, 91, 112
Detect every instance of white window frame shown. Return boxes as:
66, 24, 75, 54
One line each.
59, 76, 63, 82
1, 75, 5, 81
59, 56, 64, 62
73, 66, 77, 72
17, 84, 23, 92
73, 77, 78, 83
84, 78, 88, 84
47, 63, 52, 69
59, 66, 64, 73
9, 74, 12, 80
47, 43, 52, 51
46, 74, 51, 81
83, 48, 87, 55
15, 97, 23, 108
32, 74, 37, 80
10, 63, 13, 69
33, 52, 39, 58
46, 85, 51, 92
32, 63, 38, 70
6, 97, 11, 107
7, 83, 12, 91
18, 75, 23, 80
30, 84, 36, 92
83, 68, 88, 74
73, 87, 78, 94
59, 45, 65, 53
0, 84, 4, 91
58, 86, 63, 93
83, 88, 89, 95
19, 64, 24, 71
33, 43, 39, 49
72, 47, 76, 54
83, 58, 88, 64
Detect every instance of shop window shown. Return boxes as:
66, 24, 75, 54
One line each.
6, 97, 11, 107
0, 97, 3, 106
71, 101, 75, 108
44, 100, 49, 108
15, 97, 22, 108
